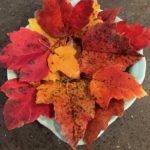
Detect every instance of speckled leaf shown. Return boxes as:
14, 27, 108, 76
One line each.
36, 80, 95, 147
79, 51, 143, 77
82, 23, 135, 54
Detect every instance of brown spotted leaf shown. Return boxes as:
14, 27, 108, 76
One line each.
82, 22, 135, 54
79, 51, 143, 77
36, 80, 95, 147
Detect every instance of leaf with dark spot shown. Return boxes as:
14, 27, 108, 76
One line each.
79, 51, 143, 77
0, 28, 51, 82
36, 80, 95, 147
82, 22, 135, 54
1, 79, 54, 130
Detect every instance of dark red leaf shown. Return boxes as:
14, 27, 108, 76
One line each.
82, 23, 135, 54
84, 100, 124, 148
98, 7, 121, 23
68, 0, 93, 34
1, 79, 53, 130
36, 0, 93, 38
0, 28, 51, 82
36, 0, 71, 37
116, 21, 150, 50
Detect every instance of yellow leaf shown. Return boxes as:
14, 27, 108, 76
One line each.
28, 18, 57, 45
48, 45, 80, 79
43, 72, 60, 81
36, 81, 66, 104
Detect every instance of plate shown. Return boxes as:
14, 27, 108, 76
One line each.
7, 0, 146, 145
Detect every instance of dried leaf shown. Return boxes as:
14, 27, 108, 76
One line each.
82, 22, 135, 54
90, 66, 147, 108
1, 79, 53, 130
48, 45, 80, 79
36, 0, 93, 38
29, 18, 58, 45
116, 21, 150, 50
79, 51, 143, 77
36, 80, 95, 147
84, 99, 124, 147
43, 72, 60, 81
76, 0, 102, 37
98, 7, 120, 23
0, 28, 51, 82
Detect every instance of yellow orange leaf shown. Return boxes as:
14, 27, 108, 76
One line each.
90, 66, 147, 108
48, 45, 80, 79
36, 80, 95, 147
36, 81, 66, 104
28, 18, 57, 45
43, 72, 60, 81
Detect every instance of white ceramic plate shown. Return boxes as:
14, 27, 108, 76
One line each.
7, 0, 146, 146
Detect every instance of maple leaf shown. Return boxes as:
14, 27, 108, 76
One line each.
84, 99, 124, 147
79, 51, 143, 77
48, 45, 80, 79
98, 7, 120, 23
29, 18, 58, 46
76, 0, 102, 37
90, 65, 147, 108
1, 79, 54, 130
0, 28, 51, 82
43, 72, 60, 82
36, 80, 95, 147
36, 0, 94, 38
116, 21, 150, 50
82, 22, 135, 54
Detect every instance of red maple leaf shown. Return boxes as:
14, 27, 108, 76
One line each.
82, 22, 135, 54
84, 99, 124, 148
36, 0, 93, 38
1, 79, 54, 130
0, 28, 51, 82
116, 21, 150, 50
98, 7, 121, 23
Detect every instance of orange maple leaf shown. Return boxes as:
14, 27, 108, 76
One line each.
90, 65, 147, 108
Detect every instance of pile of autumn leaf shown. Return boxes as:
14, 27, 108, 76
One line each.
0, 0, 150, 148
